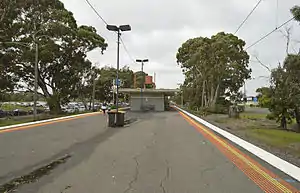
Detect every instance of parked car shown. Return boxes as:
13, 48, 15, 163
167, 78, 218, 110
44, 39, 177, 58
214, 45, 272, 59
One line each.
77, 105, 86, 112
13, 109, 28, 116
65, 106, 79, 113
0, 109, 6, 118
37, 108, 45, 114
45, 106, 50, 112
61, 106, 68, 112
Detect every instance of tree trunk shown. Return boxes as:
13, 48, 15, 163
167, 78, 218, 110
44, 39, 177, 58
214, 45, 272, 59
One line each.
80, 94, 88, 110
47, 95, 61, 114
201, 81, 205, 108
89, 97, 92, 110
212, 83, 220, 107
204, 82, 208, 107
295, 107, 300, 124
229, 105, 239, 118
38, 78, 50, 99
0, 8, 6, 23
38, 76, 62, 114
294, 107, 300, 132
206, 83, 214, 107
210, 84, 214, 104
280, 115, 287, 130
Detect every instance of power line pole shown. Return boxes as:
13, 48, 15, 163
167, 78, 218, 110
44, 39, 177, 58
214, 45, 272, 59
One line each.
33, 20, 39, 121
244, 81, 247, 107
92, 70, 96, 111
34, 41, 38, 120
181, 89, 184, 107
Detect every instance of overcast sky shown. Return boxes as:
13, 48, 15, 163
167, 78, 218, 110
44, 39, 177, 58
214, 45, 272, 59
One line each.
61, 0, 300, 95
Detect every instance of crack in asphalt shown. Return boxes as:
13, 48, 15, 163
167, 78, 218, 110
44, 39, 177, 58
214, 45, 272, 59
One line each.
160, 160, 170, 193
122, 128, 160, 193
124, 156, 140, 193
122, 131, 158, 193
0, 154, 71, 193
200, 166, 217, 176
13, 125, 122, 193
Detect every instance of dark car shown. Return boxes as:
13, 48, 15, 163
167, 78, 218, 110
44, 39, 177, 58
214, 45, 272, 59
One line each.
37, 109, 45, 114
13, 109, 28, 116
28, 108, 45, 115
0, 109, 6, 118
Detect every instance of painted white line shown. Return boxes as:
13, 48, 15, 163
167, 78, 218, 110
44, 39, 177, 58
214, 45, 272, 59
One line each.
0, 112, 100, 131
175, 106, 300, 182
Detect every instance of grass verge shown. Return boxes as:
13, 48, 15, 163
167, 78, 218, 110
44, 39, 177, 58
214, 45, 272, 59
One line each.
240, 112, 268, 120
247, 129, 300, 147
0, 111, 93, 127
0, 114, 63, 127
0, 119, 33, 127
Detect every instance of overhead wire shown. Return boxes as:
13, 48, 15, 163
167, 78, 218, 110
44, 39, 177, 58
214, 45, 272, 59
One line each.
120, 37, 138, 64
245, 17, 295, 50
276, 0, 279, 28
84, 0, 137, 64
234, 0, 263, 34
84, 0, 108, 25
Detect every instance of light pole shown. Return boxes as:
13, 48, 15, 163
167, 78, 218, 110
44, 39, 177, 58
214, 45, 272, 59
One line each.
107, 24, 131, 113
136, 59, 149, 111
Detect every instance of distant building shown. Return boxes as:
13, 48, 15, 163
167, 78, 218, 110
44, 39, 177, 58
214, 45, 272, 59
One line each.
145, 76, 156, 89
133, 75, 156, 89
242, 96, 259, 106
118, 88, 178, 111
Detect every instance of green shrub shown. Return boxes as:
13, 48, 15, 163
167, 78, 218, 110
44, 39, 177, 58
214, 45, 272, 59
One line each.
207, 104, 228, 114
266, 113, 276, 120
237, 105, 245, 113
190, 109, 209, 116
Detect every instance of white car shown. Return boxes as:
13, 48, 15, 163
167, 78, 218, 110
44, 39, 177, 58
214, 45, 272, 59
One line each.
61, 106, 70, 112
45, 106, 50, 112
76, 105, 86, 112
80, 106, 86, 112
65, 106, 78, 113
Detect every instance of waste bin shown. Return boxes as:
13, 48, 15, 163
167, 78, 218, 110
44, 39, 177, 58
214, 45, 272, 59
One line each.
107, 111, 125, 127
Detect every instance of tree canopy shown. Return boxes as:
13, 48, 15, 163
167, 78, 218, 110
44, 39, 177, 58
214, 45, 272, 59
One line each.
0, 0, 107, 113
264, 5, 300, 131
176, 32, 251, 110
92, 66, 135, 103
291, 5, 300, 22
256, 87, 272, 108
268, 55, 300, 131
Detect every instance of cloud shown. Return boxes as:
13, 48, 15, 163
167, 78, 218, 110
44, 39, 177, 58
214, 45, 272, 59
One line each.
61, 0, 300, 93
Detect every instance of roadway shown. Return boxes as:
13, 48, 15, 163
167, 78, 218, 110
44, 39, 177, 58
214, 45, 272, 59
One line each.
0, 111, 299, 192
